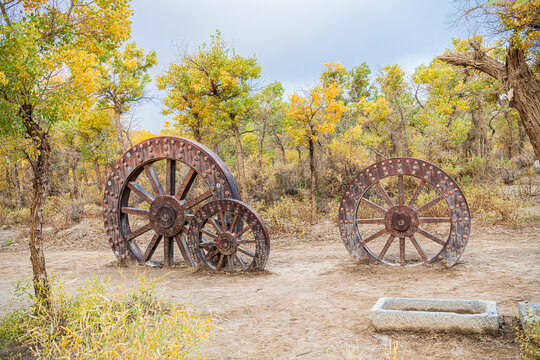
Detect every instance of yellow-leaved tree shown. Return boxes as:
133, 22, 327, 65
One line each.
158, 32, 260, 200
0, 0, 132, 303
286, 70, 348, 219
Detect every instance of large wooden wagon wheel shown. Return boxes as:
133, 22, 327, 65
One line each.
338, 158, 470, 267
102, 136, 241, 266
187, 199, 270, 272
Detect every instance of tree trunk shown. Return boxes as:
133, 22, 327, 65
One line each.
22, 104, 51, 307
397, 107, 409, 157
308, 137, 316, 222
231, 122, 248, 201
70, 161, 79, 198
437, 41, 540, 160
259, 120, 267, 165
296, 146, 304, 180
192, 126, 202, 142
114, 109, 127, 153
517, 118, 527, 155
191, 114, 202, 142
273, 131, 286, 162
11, 163, 23, 208
94, 159, 103, 190
504, 109, 514, 159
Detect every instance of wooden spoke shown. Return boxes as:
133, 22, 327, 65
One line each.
235, 224, 251, 238
164, 237, 174, 266
201, 228, 218, 239
229, 213, 239, 233
408, 179, 426, 208
399, 238, 405, 266
416, 196, 444, 213
166, 159, 176, 196
127, 223, 153, 241
174, 235, 190, 263
375, 182, 394, 208
219, 212, 227, 232
237, 247, 255, 257
237, 239, 256, 244
175, 168, 196, 200
360, 198, 387, 214
417, 227, 447, 246
361, 228, 387, 244
355, 218, 385, 224
216, 253, 225, 270
121, 207, 149, 216
128, 182, 155, 204
205, 248, 219, 261
419, 217, 451, 223
234, 253, 247, 270
143, 233, 162, 261
228, 255, 234, 271
183, 190, 213, 209
398, 175, 404, 205
409, 234, 428, 263
185, 198, 270, 272
199, 241, 217, 248
378, 235, 395, 260
209, 218, 223, 234
144, 164, 165, 196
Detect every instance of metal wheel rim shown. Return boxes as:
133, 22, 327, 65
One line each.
102, 136, 241, 265
338, 158, 470, 267
188, 199, 270, 272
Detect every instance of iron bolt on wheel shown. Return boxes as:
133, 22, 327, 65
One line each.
102, 136, 241, 266
338, 158, 470, 267
188, 199, 270, 272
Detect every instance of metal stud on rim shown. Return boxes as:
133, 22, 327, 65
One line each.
187, 199, 270, 272
102, 136, 241, 266
338, 158, 470, 267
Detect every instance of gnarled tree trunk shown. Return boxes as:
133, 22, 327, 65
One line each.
22, 104, 51, 306
11, 163, 23, 207
437, 40, 540, 160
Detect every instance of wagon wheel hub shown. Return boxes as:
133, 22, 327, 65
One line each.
217, 232, 237, 256
149, 196, 185, 237
385, 205, 419, 237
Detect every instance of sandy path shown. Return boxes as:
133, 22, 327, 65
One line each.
0, 220, 539, 359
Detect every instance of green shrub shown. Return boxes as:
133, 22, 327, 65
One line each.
0, 275, 212, 359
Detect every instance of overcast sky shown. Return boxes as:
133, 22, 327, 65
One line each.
129, 0, 469, 133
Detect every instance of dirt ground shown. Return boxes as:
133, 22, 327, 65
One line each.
1, 212, 539, 360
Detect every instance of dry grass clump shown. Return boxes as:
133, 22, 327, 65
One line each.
515, 307, 540, 360
255, 196, 313, 235
463, 183, 534, 226
0, 275, 212, 359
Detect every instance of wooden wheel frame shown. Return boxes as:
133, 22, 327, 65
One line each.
338, 158, 470, 267
102, 136, 241, 266
187, 199, 270, 272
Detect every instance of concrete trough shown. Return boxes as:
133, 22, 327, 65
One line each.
371, 298, 499, 335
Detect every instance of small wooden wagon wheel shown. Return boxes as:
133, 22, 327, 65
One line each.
102, 136, 241, 266
187, 199, 270, 272
338, 158, 470, 267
